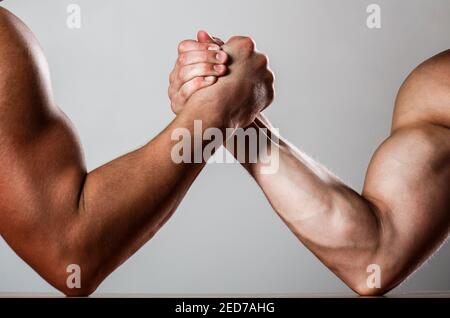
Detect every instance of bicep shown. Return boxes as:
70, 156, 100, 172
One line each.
362, 124, 450, 282
0, 8, 87, 266
0, 112, 87, 263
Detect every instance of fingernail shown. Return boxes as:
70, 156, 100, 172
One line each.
208, 45, 220, 51
216, 51, 226, 62
204, 76, 216, 82
214, 64, 225, 72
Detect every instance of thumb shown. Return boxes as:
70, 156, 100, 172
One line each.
197, 30, 224, 45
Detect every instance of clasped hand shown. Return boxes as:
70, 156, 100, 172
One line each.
168, 30, 274, 129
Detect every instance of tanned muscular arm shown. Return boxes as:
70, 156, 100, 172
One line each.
169, 33, 450, 295
0, 9, 273, 296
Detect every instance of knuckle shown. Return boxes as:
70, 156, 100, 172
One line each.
262, 53, 269, 65
230, 35, 249, 43
201, 50, 210, 61
177, 53, 187, 65
256, 53, 268, 67
243, 36, 255, 48
240, 37, 255, 53
192, 77, 204, 88
227, 36, 255, 58
178, 40, 190, 52
228, 35, 241, 43
178, 88, 187, 99
199, 43, 210, 50
200, 63, 211, 73
178, 66, 188, 81
173, 94, 182, 106
267, 70, 275, 83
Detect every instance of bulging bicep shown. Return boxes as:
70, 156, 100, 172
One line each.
362, 124, 450, 281
0, 6, 86, 238
0, 114, 87, 283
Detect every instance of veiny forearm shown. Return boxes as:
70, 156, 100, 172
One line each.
256, 134, 379, 285
231, 116, 385, 294
235, 116, 450, 295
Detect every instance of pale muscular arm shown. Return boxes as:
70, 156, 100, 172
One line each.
246, 112, 450, 295
0, 10, 273, 296
169, 36, 450, 295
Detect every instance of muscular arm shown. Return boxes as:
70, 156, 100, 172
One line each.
170, 37, 450, 295
245, 114, 449, 295
0, 9, 230, 296
241, 51, 450, 295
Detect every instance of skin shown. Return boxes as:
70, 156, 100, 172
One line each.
0, 8, 274, 296
170, 33, 450, 295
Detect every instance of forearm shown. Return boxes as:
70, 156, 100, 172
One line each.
233, 116, 383, 293
68, 108, 214, 293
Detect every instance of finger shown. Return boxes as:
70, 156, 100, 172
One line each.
169, 51, 226, 96
169, 57, 227, 96
178, 39, 220, 53
178, 50, 228, 66
197, 30, 224, 46
170, 63, 226, 97
174, 76, 217, 111
197, 30, 215, 44
179, 63, 227, 84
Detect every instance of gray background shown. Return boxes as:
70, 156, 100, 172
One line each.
0, 0, 449, 295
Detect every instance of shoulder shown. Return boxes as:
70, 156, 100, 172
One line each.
0, 7, 47, 78
0, 7, 55, 141
0, 7, 31, 52
393, 49, 450, 130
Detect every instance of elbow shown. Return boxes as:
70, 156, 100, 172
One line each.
351, 283, 390, 297
48, 260, 102, 297
52, 222, 107, 297
45, 239, 104, 297
344, 266, 401, 297
59, 283, 98, 298
51, 264, 102, 297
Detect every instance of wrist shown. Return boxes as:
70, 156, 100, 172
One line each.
182, 95, 233, 130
